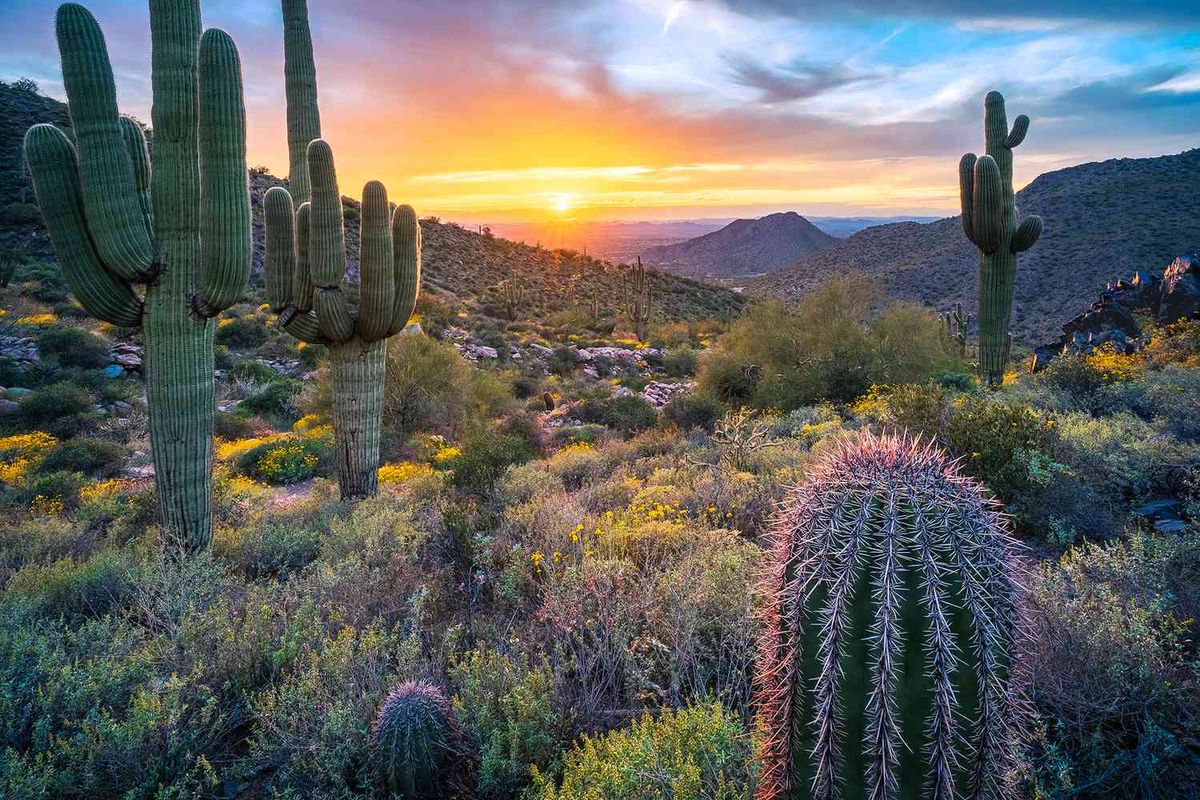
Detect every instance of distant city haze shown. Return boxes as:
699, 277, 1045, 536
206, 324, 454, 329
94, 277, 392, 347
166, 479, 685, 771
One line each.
2, 0, 1196, 225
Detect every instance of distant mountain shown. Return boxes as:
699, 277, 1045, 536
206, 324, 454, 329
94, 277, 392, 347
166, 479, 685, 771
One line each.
807, 215, 943, 238
753, 149, 1200, 342
641, 211, 838, 279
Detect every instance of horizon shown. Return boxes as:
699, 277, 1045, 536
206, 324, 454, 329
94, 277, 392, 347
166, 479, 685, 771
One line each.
2, 0, 1197, 226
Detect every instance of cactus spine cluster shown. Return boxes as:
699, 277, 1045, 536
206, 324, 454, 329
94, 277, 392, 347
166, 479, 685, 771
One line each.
24, 0, 250, 551
372, 680, 472, 799
959, 91, 1043, 386
265, 0, 420, 500
755, 432, 1026, 800
624, 256, 652, 341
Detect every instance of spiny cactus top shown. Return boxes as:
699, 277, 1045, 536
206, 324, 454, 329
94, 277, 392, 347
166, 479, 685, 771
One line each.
755, 432, 1027, 800
372, 680, 472, 799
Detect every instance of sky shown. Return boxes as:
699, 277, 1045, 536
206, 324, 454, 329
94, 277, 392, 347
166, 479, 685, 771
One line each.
1, 0, 1198, 224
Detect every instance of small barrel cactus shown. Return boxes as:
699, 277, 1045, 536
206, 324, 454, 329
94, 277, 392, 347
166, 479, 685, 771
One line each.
372, 680, 472, 799
755, 432, 1027, 800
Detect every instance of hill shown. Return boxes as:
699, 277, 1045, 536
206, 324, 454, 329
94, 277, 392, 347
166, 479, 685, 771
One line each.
0, 80, 744, 325
752, 149, 1200, 342
641, 211, 838, 279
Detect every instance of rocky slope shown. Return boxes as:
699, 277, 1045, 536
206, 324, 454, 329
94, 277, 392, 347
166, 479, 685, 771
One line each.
753, 149, 1200, 342
642, 211, 838, 279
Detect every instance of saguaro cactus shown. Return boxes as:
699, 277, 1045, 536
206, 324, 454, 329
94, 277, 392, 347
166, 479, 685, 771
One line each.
624, 256, 652, 341
264, 153, 419, 500
755, 432, 1027, 800
959, 91, 1043, 385
25, 1, 250, 551
942, 302, 970, 359
266, 0, 418, 501
500, 270, 525, 321
371, 680, 473, 799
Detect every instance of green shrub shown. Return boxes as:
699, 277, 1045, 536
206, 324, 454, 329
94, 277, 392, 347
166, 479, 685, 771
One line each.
5, 552, 138, 620
578, 395, 658, 435
215, 316, 269, 349
12, 470, 88, 510
450, 426, 534, 493
663, 392, 721, 432
213, 410, 255, 441
532, 703, 752, 800
237, 437, 326, 485
16, 259, 70, 304
35, 327, 109, 370
18, 381, 94, 437
662, 346, 699, 378
37, 437, 127, 478
240, 379, 300, 418
234, 520, 323, 579
381, 334, 512, 435
451, 650, 562, 799
227, 360, 281, 384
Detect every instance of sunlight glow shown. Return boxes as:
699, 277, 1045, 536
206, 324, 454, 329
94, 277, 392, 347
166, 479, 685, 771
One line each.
549, 193, 579, 214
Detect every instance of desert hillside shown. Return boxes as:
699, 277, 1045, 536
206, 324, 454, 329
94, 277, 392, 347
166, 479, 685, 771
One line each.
753, 148, 1200, 342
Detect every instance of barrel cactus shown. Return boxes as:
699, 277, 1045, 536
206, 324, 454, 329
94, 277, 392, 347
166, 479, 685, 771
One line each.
264, 0, 420, 500
372, 680, 472, 799
959, 91, 1043, 386
24, 1, 250, 550
755, 432, 1027, 800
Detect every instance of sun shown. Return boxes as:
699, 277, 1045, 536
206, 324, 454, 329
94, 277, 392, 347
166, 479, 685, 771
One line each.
548, 192, 578, 214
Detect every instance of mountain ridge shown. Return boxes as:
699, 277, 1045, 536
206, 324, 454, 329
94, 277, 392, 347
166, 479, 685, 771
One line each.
641, 210, 838, 279
753, 148, 1200, 342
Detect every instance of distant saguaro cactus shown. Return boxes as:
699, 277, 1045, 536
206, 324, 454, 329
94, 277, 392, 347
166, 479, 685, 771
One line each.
501, 271, 525, 321
266, 0, 419, 500
942, 302, 970, 359
624, 256, 653, 341
24, 1, 250, 551
755, 432, 1027, 800
960, 91, 1043, 385
372, 680, 473, 799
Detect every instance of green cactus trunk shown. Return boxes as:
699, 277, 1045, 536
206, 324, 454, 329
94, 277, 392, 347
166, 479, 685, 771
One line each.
755, 433, 1026, 800
960, 91, 1043, 386
328, 337, 385, 500
25, 1, 250, 551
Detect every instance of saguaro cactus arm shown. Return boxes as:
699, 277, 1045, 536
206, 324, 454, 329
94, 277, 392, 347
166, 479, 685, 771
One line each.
56, 3, 153, 282
388, 204, 421, 336
24, 123, 144, 327
356, 180, 395, 341
281, 0, 321, 202
192, 28, 250, 318
263, 185, 326, 344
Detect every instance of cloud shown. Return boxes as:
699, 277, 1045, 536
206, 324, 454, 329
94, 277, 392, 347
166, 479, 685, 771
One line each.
712, 0, 1200, 25
726, 56, 872, 104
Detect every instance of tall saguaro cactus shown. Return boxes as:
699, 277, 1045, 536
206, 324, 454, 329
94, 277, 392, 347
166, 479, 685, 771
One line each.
959, 91, 1043, 385
755, 433, 1027, 800
624, 256, 652, 341
265, 152, 420, 499
25, 0, 250, 551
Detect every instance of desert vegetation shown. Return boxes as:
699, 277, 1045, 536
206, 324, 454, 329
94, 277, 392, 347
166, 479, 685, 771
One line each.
0, 0, 1197, 798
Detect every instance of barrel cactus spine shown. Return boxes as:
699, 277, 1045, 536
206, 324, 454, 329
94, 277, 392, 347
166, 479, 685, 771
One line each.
755, 432, 1028, 800
372, 680, 473, 799
959, 91, 1043, 386
24, 1, 250, 551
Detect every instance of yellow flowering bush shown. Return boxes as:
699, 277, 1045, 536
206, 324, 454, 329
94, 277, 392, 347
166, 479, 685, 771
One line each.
1086, 344, 1142, 383
0, 431, 58, 484
377, 462, 434, 485
16, 312, 58, 326
216, 434, 288, 462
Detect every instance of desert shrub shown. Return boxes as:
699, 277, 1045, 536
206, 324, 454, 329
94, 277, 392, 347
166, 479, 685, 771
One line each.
662, 346, 699, 378
451, 650, 563, 799
230, 519, 324, 579
1137, 366, 1200, 441
237, 437, 326, 485
450, 425, 535, 494
546, 442, 611, 490
296, 341, 327, 369
531, 703, 752, 800
412, 293, 456, 339
12, 470, 88, 510
213, 410, 255, 440
870, 302, 961, 384
16, 259, 70, 304
1023, 533, 1200, 798
548, 346, 579, 378
381, 334, 512, 435
215, 315, 269, 349
36, 437, 127, 478
4, 551, 138, 620
240, 379, 300, 419
0, 202, 40, 224
1056, 411, 1193, 501
17, 381, 94, 438
663, 392, 721, 432
245, 626, 424, 796
577, 395, 658, 435
227, 360, 281, 384
35, 326, 109, 370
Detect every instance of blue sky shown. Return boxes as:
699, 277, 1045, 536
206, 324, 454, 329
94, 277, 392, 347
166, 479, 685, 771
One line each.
2, 0, 1198, 220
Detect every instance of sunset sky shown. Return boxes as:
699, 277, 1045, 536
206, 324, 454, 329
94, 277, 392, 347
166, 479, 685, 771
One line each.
2, 0, 1198, 224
